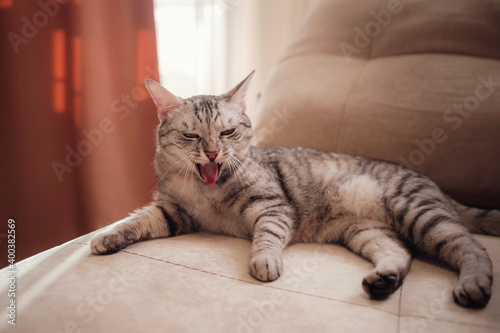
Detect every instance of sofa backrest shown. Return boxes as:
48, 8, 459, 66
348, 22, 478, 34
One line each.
253, 0, 500, 208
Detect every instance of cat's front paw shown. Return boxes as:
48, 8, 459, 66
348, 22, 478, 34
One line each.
453, 275, 492, 308
249, 253, 283, 282
90, 229, 131, 255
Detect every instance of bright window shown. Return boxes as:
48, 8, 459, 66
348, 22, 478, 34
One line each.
153, 0, 228, 98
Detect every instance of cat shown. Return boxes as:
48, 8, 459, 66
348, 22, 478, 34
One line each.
91, 71, 500, 308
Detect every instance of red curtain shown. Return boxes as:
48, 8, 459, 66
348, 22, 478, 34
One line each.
0, 0, 159, 263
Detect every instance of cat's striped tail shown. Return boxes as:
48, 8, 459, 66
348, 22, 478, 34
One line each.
451, 199, 500, 236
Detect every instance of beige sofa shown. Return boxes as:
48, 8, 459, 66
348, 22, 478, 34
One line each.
1, 0, 499, 332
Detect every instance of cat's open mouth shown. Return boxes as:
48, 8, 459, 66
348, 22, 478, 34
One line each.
196, 162, 221, 186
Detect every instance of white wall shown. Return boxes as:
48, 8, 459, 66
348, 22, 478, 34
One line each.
226, 0, 314, 120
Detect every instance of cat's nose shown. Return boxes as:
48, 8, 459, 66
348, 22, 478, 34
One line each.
205, 151, 218, 162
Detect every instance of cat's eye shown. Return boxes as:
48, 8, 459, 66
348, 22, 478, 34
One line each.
183, 133, 200, 139
221, 129, 235, 136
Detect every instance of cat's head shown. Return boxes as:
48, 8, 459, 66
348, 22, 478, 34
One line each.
146, 71, 254, 186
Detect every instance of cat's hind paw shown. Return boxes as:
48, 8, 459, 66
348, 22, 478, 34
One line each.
249, 253, 283, 282
453, 275, 492, 308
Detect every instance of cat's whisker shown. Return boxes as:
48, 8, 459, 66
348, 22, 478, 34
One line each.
230, 157, 247, 189
231, 154, 270, 197
164, 158, 191, 199
240, 154, 283, 183
231, 155, 262, 187
231, 154, 271, 187
178, 160, 193, 200
225, 156, 240, 183
147, 157, 187, 195
234, 151, 284, 183
225, 155, 247, 189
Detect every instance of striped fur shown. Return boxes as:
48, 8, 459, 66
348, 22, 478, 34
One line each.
91, 72, 499, 308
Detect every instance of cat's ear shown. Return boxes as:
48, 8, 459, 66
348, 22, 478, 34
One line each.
145, 79, 183, 122
225, 70, 255, 114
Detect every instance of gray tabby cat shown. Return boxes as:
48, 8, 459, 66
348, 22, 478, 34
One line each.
91, 71, 500, 308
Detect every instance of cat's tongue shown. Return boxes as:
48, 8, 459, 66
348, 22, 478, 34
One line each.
200, 162, 219, 185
